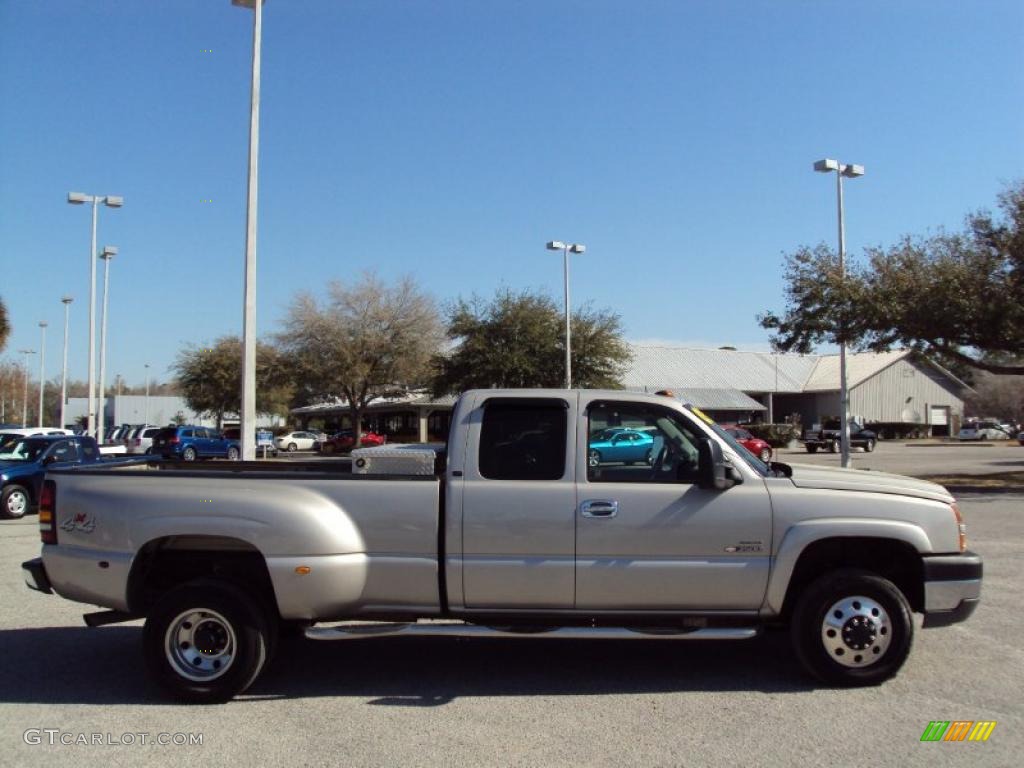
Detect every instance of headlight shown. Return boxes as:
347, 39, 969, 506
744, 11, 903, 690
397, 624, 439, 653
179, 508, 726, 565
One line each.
951, 502, 967, 552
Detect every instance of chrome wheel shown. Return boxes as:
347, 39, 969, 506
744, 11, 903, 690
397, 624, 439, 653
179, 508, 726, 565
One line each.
588, 449, 601, 468
165, 608, 237, 682
759, 448, 772, 462
820, 595, 892, 668
5, 488, 28, 517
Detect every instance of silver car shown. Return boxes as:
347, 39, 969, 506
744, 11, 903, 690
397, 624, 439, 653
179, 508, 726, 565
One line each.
958, 421, 1010, 441
125, 425, 162, 454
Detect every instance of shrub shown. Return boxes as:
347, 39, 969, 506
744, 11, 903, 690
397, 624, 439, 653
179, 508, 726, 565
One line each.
744, 423, 801, 447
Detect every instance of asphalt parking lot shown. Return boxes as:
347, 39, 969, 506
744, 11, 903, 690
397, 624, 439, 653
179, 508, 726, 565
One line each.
0, 444, 1020, 767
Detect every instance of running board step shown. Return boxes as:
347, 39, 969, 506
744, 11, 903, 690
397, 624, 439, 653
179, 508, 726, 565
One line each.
305, 623, 759, 642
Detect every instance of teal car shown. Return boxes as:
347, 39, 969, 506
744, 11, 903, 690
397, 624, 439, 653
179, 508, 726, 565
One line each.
587, 428, 656, 467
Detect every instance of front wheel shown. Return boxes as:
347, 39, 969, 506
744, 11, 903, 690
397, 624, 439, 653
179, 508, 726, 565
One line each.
1, 484, 29, 520
864, 438, 876, 453
143, 580, 273, 703
287, 443, 298, 452
790, 569, 913, 687
806, 445, 818, 454
828, 439, 839, 453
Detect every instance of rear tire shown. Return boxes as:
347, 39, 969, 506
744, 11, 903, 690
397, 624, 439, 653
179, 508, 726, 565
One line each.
143, 580, 273, 703
182, 447, 197, 462
806, 445, 818, 454
759, 447, 772, 462
1, 484, 29, 520
790, 569, 913, 687
828, 439, 839, 453
227, 446, 240, 461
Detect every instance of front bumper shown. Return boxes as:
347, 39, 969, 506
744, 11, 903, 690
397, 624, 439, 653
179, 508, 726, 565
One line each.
22, 557, 53, 595
921, 550, 982, 628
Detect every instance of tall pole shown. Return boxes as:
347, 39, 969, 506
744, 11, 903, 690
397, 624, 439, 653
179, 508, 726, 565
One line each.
144, 363, 151, 425
38, 322, 48, 426
562, 244, 571, 389
97, 248, 116, 441
239, 0, 263, 461
19, 350, 35, 427
87, 198, 99, 437
836, 171, 851, 469
60, 297, 73, 428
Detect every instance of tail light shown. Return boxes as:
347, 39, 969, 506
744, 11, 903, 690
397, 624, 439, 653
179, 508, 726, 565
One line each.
952, 502, 967, 552
134, 438, 141, 446
168, 436, 180, 444
39, 480, 57, 545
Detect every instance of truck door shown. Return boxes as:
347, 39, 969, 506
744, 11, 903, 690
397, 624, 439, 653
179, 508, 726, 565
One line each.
459, 396, 577, 609
575, 399, 772, 610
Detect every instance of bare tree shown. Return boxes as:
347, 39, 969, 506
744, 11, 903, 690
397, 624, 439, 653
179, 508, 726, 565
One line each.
278, 273, 443, 442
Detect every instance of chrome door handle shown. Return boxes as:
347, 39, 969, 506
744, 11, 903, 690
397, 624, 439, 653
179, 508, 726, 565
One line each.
580, 500, 618, 518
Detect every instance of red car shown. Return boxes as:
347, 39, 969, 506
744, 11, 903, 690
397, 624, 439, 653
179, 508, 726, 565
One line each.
723, 425, 773, 462
319, 430, 386, 454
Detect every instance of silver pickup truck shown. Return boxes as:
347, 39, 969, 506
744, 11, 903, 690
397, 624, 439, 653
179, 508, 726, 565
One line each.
22, 389, 982, 702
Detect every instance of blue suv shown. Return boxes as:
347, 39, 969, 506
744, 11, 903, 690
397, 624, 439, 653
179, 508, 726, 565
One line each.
151, 426, 240, 461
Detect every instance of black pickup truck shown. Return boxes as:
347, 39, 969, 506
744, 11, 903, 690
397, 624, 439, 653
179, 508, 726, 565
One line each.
801, 419, 877, 454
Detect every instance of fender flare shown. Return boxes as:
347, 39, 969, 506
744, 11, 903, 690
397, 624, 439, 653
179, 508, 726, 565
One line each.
765, 519, 932, 614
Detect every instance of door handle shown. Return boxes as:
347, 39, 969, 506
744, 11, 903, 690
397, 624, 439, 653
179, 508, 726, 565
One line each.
580, 500, 618, 518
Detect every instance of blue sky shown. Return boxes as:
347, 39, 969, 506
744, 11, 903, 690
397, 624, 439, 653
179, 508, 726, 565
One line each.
2, 0, 1022, 388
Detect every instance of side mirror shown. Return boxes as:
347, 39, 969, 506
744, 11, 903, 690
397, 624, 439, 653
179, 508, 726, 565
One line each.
42, 454, 58, 466
697, 437, 735, 491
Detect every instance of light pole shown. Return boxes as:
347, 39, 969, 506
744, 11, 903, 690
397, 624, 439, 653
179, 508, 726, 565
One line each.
60, 296, 73, 428
18, 349, 35, 427
144, 363, 151, 425
813, 158, 865, 469
37, 322, 48, 426
96, 245, 118, 441
546, 240, 586, 388
68, 191, 123, 438
233, 0, 265, 460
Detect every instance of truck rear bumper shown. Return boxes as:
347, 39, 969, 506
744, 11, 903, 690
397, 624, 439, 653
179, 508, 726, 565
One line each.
22, 557, 53, 594
921, 551, 982, 628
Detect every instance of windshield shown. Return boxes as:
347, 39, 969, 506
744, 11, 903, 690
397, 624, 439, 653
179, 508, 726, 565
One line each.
0, 437, 49, 462
683, 405, 770, 477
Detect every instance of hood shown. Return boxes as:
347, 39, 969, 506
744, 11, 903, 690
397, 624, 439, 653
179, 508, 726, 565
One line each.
786, 463, 954, 504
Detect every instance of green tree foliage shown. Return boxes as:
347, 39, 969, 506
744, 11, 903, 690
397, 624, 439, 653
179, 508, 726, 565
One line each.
761, 180, 1024, 374
277, 273, 444, 441
173, 337, 293, 424
432, 288, 631, 394
0, 297, 9, 353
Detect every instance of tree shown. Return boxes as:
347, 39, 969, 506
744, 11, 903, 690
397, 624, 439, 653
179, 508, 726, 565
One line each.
761, 180, 1024, 374
173, 337, 293, 424
431, 287, 631, 394
0, 297, 9, 354
277, 273, 444, 442
965, 372, 1024, 425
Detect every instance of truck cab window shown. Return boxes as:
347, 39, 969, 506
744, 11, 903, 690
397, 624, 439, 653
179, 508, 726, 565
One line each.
479, 402, 567, 481
587, 402, 702, 483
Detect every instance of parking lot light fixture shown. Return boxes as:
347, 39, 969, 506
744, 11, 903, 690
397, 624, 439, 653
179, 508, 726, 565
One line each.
546, 240, 587, 389
60, 296, 73, 429
97, 246, 118, 441
18, 349, 35, 427
813, 157, 865, 469
37, 323, 48, 427
67, 191, 123, 438
233, 0, 266, 461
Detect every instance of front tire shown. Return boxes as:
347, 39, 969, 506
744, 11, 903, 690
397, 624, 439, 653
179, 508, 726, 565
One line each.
828, 439, 839, 453
287, 443, 298, 452
790, 569, 913, 687
806, 445, 818, 454
864, 438, 876, 453
227, 446, 240, 461
1, 484, 29, 519
143, 580, 273, 703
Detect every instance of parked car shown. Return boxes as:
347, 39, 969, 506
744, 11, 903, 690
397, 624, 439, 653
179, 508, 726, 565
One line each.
319, 430, 386, 454
722, 425, 773, 462
151, 426, 240, 461
801, 420, 877, 453
1018, 431, 1024, 446
958, 421, 1010, 441
587, 427, 656, 466
0, 427, 74, 441
125, 425, 162, 455
0, 434, 114, 518
274, 431, 321, 452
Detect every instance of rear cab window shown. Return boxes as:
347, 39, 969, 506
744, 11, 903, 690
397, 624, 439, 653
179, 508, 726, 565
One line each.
478, 400, 568, 481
